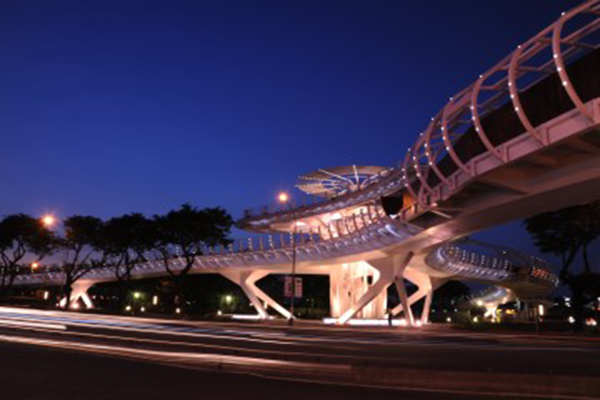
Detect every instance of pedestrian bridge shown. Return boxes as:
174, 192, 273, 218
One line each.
13, 1, 600, 325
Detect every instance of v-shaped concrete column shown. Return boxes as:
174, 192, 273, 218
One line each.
221, 269, 294, 320
221, 270, 268, 319
59, 280, 95, 309
391, 271, 447, 324
393, 253, 415, 326
337, 252, 414, 325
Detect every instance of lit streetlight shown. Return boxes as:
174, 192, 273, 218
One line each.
278, 192, 289, 204
41, 214, 56, 228
278, 192, 297, 326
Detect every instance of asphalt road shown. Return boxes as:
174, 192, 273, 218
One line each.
0, 341, 528, 400
0, 307, 598, 399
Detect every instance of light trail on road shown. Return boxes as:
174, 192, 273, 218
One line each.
0, 307, 599, 371
0, 306, 596, 355
0, 307, 599, 399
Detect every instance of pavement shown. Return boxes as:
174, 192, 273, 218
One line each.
1, 341, 536, 400
0, 306, 599, 399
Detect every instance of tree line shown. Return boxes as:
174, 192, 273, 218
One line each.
1, 199, 598, 325
0, 204, 233, 312
524, 200, 600, 331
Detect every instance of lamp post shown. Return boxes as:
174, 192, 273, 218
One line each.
41, 214, 56, 228
278, 192, 297, 326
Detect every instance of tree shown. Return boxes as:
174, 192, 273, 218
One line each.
432, 281, 471, 310
57, 216, 105, 308
524, 200, 600, 331
153, 204, 233, 314
101, 213, 155, 304
0, 214, 55, 298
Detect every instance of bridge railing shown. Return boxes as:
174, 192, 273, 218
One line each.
12, 203, 396, 285
428, 242, 558, 287
241, 168, 395, 219
239, 0, 600, 229
406, 1, 600, 208
14, 203, 558, 291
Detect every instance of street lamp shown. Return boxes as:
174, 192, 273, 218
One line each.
278, 192, 297, 326
41, 214, 56, 228
277, 192, 289, 203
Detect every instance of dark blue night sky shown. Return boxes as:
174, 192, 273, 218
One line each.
2, 0, 593, 269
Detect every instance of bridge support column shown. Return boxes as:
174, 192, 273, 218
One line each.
391, 272, 447, 325
221, 270, 294, 320
246, 271, 295, 320
393, 253, 415, 326
337, 252, 414, 325
421, 285, 434, 325
59, 281, 95, 310
330, 261, 387, 319
221, 270, 268, 319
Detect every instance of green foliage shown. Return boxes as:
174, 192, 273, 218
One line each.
0, 214, 56, 295
523, 200, 600, 279
101, 213, 155, 282
62, 216, 105, 251
154, 204, 233, 275
57, 216, 107, 308
155, 204, 233, 251
524, 200, 600, 331
102, 213, 155, 257
152, 204, 233, 313
432, 281, 470, 308
1, 204, 234, 313
0, 214, 55, 258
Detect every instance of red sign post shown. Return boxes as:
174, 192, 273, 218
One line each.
284, 276, 302, 298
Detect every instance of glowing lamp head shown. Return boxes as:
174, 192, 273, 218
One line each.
41, 215, 56, 227
277, 192, 289, 203
31, 262, 39, 269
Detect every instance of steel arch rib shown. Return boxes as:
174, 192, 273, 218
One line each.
471, 75, 509, 160
441, 99, 470, 175
423, 114, 452, 187
402, 149, 423, 207
552, 3, 596, 122
411, 136, 435, 205
507, 45, 547, 145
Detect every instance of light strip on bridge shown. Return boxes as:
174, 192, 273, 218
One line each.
0, 318, 67, 331
322, 318, 423, 327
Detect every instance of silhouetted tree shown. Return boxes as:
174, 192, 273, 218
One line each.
57, 216, 106, 308
524, 201, 600, 331
0, 214, 54, 298
432, 281, 470, 310
153, 204, 233, 314
101, 213, 155, 303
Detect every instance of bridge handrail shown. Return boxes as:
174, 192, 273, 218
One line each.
241, 168, 395, 218
427, 242, 558, 287
14, 204, 557, 294
12, 204, 398, 284
239, 0, 600, 230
